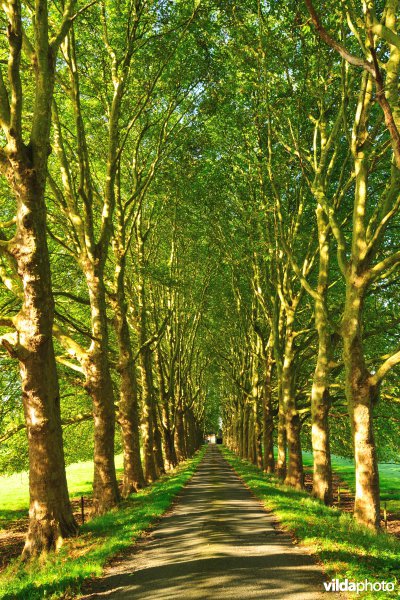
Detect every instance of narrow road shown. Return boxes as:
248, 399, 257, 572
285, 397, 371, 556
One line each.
83, 445, 328, 599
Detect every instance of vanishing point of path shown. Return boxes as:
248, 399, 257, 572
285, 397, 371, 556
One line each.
82, 446, 329, 599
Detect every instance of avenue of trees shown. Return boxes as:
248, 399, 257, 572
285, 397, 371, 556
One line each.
0, 0, 400, 558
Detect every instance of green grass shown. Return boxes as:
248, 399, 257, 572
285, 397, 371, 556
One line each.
222, 447, 400, 600
0, 455, 124, 531
0, 448, 205, 600
302, 452, 400, 513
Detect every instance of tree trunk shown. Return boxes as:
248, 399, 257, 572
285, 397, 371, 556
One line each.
8, 164, 77, 557
342, 277, 380, 529
113, 264, 145, 495
273, 304, 286, 479
152, 402, 165, 476
243, 404, 250, 460
119, 367, 146, 495
84, 267, 120, 514
282, 325, 304, 489
139, 344, 158, 482
254, 402, 263, 469
238, 404, 245, 457
311, 206, 333, 504
248, 410, 256, 464
175, 401, 187, 461
262, 349, 275, 473
276, 397, 287, 479
163, 425, 178, 469
185, 408, 197, 457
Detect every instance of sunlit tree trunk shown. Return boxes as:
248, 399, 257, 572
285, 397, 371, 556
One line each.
311, 206, 332, 504
139, 341, 157, 482
0, 0, 78, 555
342, 270, 380, 529
238, 403, 245, 457
11, 167, 78, 556
342, 74, 380, 529
276, 399, 286, 479
251, 335, 263, 468
243, 403, 250, 460
273, 305, 286, 479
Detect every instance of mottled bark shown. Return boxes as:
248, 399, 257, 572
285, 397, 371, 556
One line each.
9, 166, 78, 556
238, 404, 245, 457
342, 274, 380, 529
262, 348, 275, 473
311, 207, 332, 504
175, 401, 187, 461
113, 266, 145, 495
139, 344, 158, 482
152, 402, 165, 476
276, 396, 287, 480
254, 402, 263, 468
162, 425, 178, 468
156, 349, 178, 469
242, 404, 250, 460
185, 407, 197, 457
83, 266, 120, 514
1, 0, 78, 550
282, 323, 304, 489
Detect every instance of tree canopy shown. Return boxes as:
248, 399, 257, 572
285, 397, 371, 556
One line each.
1, 0, 400, 554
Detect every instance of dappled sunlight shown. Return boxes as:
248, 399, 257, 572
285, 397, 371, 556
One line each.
83, 446, 325, 599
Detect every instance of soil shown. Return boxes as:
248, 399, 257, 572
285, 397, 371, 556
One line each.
303, 468, 400, 536
0, 495, 94, 569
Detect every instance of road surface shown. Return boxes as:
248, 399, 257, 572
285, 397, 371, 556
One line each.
82, 445, 329, 599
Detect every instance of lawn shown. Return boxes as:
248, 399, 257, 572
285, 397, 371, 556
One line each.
0, 448, 205, 599
222, 447, 400, 600
302, 452, 400, 513
0, 455, 124, 531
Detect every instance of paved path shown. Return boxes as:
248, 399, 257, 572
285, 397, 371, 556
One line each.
82, 445, 329, 599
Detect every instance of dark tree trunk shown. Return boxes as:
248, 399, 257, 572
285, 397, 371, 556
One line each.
282, 327, 304, 490
155, 347, 177, 469
113, 265, 145, 495
262, 351, 275, 473
152, 402, 165, 476
276, 398, 287, 480
84, 268, 120, 514
175, 401, 187, 462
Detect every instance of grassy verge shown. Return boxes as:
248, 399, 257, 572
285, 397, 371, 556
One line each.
302, 452, 400, 513
222, 447, 400, 600
0, 448, 205, 600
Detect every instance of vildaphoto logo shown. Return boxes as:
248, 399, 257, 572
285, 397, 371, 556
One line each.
323, 579, 396, 594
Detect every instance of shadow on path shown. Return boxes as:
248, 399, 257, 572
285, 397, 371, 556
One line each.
81, 446, 329, 599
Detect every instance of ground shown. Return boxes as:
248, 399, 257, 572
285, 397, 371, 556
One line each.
81, 445, 328, 599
